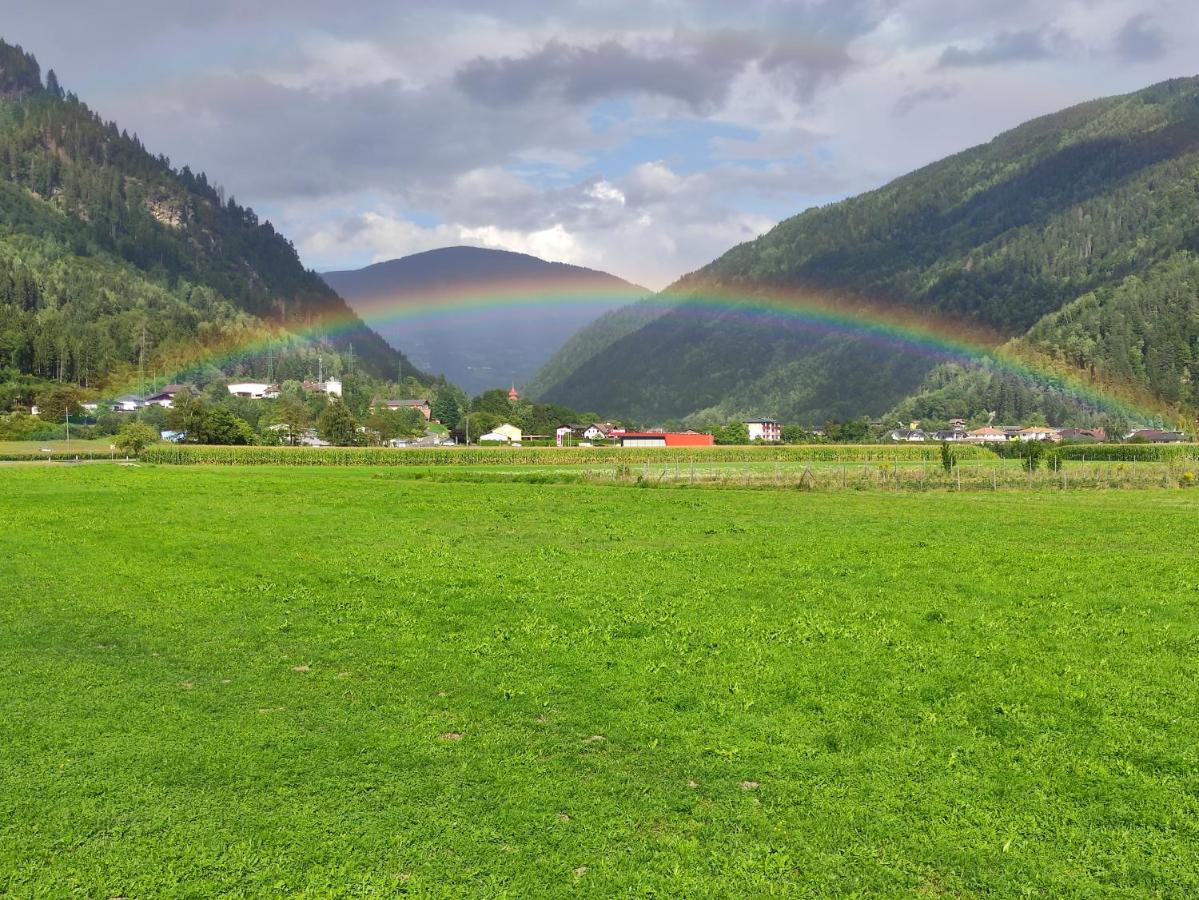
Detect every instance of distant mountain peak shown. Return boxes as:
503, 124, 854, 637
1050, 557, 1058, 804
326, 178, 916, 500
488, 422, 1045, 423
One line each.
323, 246, 649, 396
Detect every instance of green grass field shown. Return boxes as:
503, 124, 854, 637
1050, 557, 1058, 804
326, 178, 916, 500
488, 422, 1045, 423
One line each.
0, 438, 116, 457
2, 466, 1198, 896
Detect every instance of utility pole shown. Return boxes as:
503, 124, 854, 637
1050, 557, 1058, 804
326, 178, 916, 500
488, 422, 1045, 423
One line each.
138, 323, 146, 418
318, 354, 323, 385
65, 408, 70, 450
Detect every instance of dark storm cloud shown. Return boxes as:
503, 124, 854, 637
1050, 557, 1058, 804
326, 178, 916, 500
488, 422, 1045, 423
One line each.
1114, 14, 1167, 63
937, 29, 1065, 68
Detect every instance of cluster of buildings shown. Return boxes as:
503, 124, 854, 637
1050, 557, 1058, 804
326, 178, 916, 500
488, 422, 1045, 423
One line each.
471, 421, 718, 447
887, 422, 1190, 444
102, 378, 345, 412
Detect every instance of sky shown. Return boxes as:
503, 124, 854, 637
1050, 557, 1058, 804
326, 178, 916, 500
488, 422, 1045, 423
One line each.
3, 1, 1196, 290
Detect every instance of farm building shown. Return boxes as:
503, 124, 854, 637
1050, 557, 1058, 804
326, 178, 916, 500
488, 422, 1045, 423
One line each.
619, 431, 714, 448
746, 418, 782, 441
1059, 428, 1107, 442
480, 423, 523, 443
1125, 429, 1188, 443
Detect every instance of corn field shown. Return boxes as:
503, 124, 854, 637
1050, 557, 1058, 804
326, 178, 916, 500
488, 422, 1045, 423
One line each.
139, 443, 1002, 466
1050, 444, 1199, 462
567, 456, 1199, 492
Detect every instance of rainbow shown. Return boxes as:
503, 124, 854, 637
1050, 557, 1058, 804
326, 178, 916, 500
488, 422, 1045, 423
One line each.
110, 275, 1172, 423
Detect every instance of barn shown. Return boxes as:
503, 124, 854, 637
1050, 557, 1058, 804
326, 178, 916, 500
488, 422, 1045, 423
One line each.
619, 431, 714, 448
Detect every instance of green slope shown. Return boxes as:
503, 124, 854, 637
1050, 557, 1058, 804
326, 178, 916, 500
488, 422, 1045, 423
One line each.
534, 76, 1199, 425
0, 39, 424, 402
523, 298, 667, 401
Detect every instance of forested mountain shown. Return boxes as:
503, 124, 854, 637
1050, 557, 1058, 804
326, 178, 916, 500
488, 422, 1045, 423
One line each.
533, 76, 1199, 427
0, 39, 424, 410
323, 247, 648, 396
523, 298, 668, 401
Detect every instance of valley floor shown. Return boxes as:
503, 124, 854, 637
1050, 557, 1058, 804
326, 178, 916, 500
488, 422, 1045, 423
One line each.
1, 467, 1197, 896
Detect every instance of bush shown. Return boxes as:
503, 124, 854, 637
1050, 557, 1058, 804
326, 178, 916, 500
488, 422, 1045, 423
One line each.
940, 441, 957, 474
114, 422, 161, 456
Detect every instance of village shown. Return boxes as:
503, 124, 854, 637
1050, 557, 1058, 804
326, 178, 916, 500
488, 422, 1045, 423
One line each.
19, 378, 1192, 449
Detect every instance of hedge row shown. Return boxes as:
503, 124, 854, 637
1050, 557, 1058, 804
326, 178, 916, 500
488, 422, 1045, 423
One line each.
141, 443, 1002, 467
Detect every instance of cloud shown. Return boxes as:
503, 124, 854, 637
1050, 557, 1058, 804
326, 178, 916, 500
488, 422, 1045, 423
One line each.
118, 71, 602, 202
937, 28, 1068, 68
11, 0, 1198, 293
455, 26, 860, 113
455, 36, 751, 112
893, 83, 960, 117
1114, 14, 1166, 63
291, 158, 817, 289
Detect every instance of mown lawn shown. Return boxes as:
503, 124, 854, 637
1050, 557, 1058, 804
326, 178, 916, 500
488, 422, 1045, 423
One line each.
1, 466, 1197, 896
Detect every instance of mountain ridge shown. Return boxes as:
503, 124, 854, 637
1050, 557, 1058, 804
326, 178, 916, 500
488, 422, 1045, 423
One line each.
0, 38, 426, 404
532, 75, 1199, 426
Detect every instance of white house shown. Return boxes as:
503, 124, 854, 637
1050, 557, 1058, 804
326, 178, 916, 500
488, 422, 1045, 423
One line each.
110, 394, 143, 412
1017, 426, 1062, 442
227, 382, 277, 400
583, 423, 617, 440
479, 431, 511, 442
144, 384, 189, 408
966, 426, 1012, 443
746, 418, 782, 442
888, 428, 927, 442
